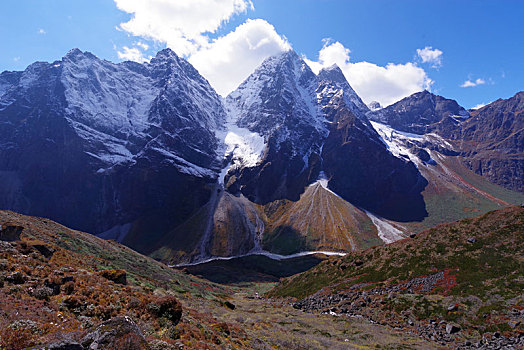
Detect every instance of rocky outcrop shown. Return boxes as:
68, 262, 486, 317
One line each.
0, 224, 23, 241
81, 316, 148, 350
98, 269, 127, 285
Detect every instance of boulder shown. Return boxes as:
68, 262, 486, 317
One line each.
0, 224, 23, 241
224, 301, 236, 310
6, 271, 26, 284
32, 341, 83, 350
98, 269, 127, 285
81, 316, 148, 350
147, 296, 183, 324
445, 323, 461, 334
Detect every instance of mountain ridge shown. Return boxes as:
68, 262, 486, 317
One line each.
0, 48, 522, 265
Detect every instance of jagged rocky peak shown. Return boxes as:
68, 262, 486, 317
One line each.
151, 47, 178, 61
224, 49, 327, 204
63, 48, 98, 61
316, 63, 369, 120
367, 90, 470, 135
0, 47, 228, 244
368, 101, 382, 111
318, 64, 347, 83
227, 49, 322, 137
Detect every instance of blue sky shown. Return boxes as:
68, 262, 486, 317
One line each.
1, 0, 522, 108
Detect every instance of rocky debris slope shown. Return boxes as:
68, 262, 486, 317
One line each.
270, 206, 524, 349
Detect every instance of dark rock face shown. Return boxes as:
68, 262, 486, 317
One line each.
0, 224, 23, 241
368, 90, 523, 193
317, 67, 427, 221
81, 316, 148, 350
226, 53, 428, 221
0, 49, 225, 254
457, 92, 524, 192
322, 113, 428, 221
225, 51, 327, 203
367, 90, 469, 135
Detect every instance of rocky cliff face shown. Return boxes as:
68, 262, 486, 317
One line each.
0, 49, 225, 252
457, 92, 523, 192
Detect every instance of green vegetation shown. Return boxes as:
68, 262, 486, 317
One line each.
271, 206, 523, 301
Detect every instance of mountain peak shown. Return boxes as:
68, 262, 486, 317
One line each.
155, 48, 178, 59
63, 48, 96, 61
258, 49, 307, 73
150, 48, 179, 65
318, 64, 346, 84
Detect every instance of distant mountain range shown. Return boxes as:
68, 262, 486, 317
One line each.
0, 48, 522, 264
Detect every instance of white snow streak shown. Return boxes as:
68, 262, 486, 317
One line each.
364, 210, 406, 244
216, 101, 266, 184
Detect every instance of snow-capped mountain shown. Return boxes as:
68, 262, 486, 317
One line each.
0, 48, 521, 265
0, 48, 225, 251
367, 90, 469, 135
224, 50, 328, 204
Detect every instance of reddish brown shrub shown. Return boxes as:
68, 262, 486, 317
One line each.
99, 269, 127, 285
147, 296, 182, 324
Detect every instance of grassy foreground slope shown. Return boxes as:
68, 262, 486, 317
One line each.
270, 206, 524, 344
0, 210, 439, 349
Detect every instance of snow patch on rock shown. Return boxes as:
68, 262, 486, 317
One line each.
364, 210, 406, 244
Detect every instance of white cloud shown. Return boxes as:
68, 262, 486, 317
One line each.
13, 57, 20, 62
416, 46, 443, 68
117, 46, 149, 63
305, 41, 433, 107
37, 28, 46, 35
135, 41, 149, 50
461, 78, 485, 88
114, 0, 253, 56
471, 103, 486, 110
113, 0, 290, 96
189, 19, 290, 96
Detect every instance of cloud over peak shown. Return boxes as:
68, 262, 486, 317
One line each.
305, 41, 433, 107
461, 78, 486, 88
113, 0, 290, 96
416, 46, 443, 68
189, 19, 290, 96
114, 0, 253, 56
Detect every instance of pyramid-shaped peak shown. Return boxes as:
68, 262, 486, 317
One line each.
258, 49, 309, 71
63, 48, 97, 61
318, 64, 347, 84
155, 48, 178, 59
